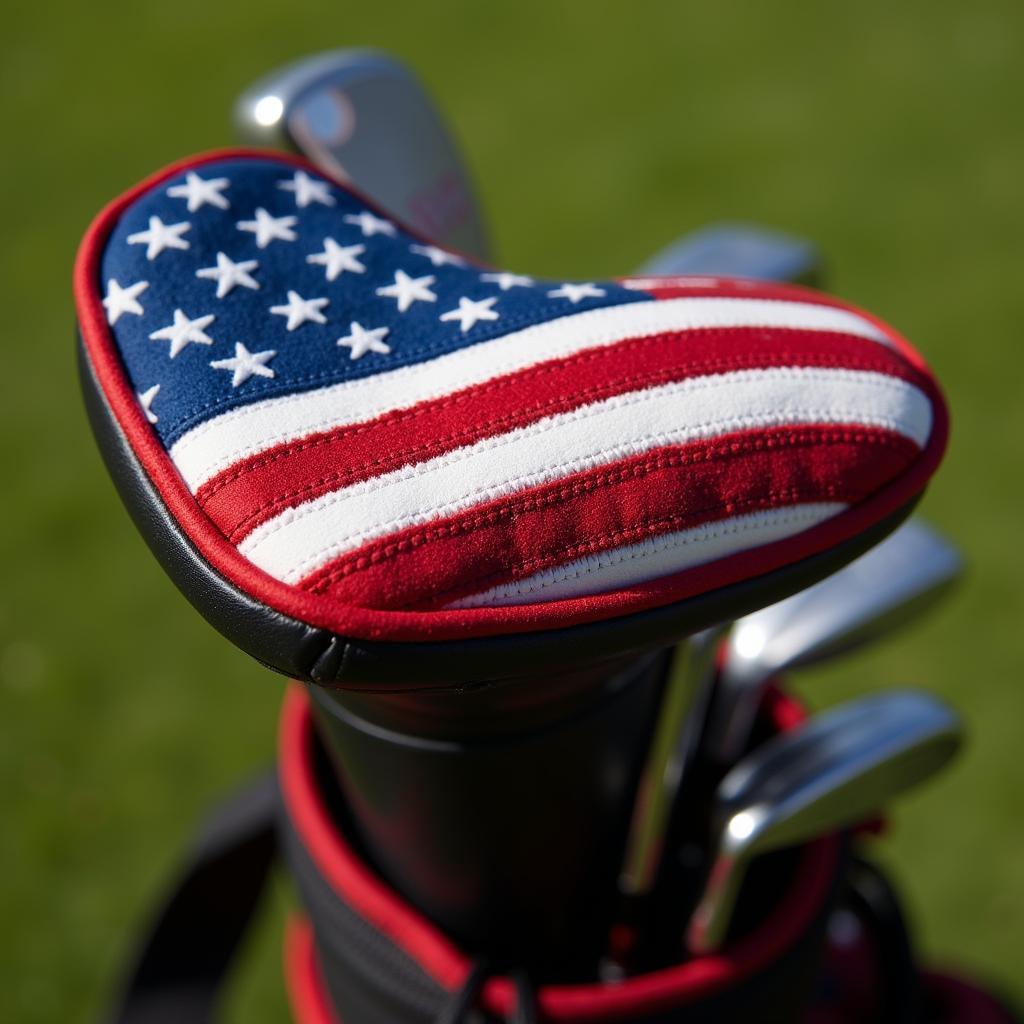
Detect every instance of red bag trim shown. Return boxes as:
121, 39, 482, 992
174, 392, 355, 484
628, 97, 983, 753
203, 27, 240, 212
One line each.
278, 685, 841, 1021
285, 916, 343, 1024
74, 149, 949, 643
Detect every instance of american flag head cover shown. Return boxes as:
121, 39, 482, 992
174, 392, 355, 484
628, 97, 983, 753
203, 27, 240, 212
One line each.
75, 151, 948, 654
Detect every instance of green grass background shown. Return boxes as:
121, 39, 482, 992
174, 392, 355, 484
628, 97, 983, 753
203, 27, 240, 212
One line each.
3, 1, 1023, 1020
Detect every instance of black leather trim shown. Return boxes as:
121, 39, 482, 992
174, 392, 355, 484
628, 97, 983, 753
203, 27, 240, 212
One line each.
78, 334, 919, 690
78, 338, 334, 682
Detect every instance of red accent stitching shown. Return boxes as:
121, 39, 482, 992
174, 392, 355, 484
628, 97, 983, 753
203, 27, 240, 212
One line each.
301, 428, 918, 595
197, 340, 918, 511
209, 348, 923, 544
412, 495, 842, 609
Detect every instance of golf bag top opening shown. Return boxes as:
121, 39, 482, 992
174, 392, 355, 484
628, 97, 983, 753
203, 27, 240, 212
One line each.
278, 685, 845, 1022
75, 150, 948, 686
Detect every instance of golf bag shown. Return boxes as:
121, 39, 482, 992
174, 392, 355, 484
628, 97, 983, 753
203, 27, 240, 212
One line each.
75, 151, 1011, 1024
104, 686, 1017, 1024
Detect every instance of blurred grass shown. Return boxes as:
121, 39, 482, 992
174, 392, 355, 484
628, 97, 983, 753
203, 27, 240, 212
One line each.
2, 0, 1023, 1020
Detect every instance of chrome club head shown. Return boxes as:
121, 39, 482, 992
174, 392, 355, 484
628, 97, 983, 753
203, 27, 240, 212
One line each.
687, 689, 963, 954
704, 519, 963, 767
636, 224, 823, 285
235, 49, 490, 260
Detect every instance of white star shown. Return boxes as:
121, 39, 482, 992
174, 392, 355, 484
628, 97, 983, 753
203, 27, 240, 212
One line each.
138, 384, 160, 424
167, 172, 230, 212
270, 290, 329, 331
375, 270, 437, 312
336, 322, 392, 360
344, 211, 396, 237
481, 271, 534, 291
127, 216, 191, 260
195, 252, 260, 298
439, 296, 500, 333
278, 170, 335, 208
306, 238, 366, 281
149, 309, 215, 359
237, 207, 298, 248
410, 244, 465, 268
210, 342, 277, 387
102, 278, 148, 325
547, 282, 607, 304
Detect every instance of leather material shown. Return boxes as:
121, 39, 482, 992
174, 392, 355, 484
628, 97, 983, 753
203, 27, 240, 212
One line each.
79, 339, 332, 680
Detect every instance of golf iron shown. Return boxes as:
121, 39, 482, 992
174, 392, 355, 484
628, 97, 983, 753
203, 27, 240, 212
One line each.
687, 689, 963, 954
635, 223, 823, 286
618, 222, 833, 905
703, 518, 964, 768
235, 49, 491, 260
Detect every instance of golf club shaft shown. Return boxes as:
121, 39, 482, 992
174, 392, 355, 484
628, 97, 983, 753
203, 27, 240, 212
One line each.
619, 626, 724, 898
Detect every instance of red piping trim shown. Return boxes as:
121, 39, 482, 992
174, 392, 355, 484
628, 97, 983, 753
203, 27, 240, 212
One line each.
75, 148, 949, 643
284, 916, 342, 1024
278, 685, 841, 1021
277, 684, 467, 988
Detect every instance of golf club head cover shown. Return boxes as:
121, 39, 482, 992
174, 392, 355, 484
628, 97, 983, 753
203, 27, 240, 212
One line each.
74, 151, 949, 686
278, 686, 848, 1024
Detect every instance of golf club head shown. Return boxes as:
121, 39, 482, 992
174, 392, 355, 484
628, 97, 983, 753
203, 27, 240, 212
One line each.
688, 689, 963, 953
235, 49, 490, 260
636, 224, 823, 285
705, 519, 964, 765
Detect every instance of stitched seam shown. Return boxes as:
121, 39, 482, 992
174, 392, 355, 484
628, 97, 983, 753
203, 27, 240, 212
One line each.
430, 503, 844, 608
310, 487, 812, 596
245, 372, 924, 578
422, 495, 835, 605
165, 297, 646, 441
300, 429, 917, 594
279, 417, 917, 581
217, 353, 911, 541
200, 347, 909, 518
319, 488, 844, 601
196, 343, 906, 500
174, 321, 891, 471
251, 411, 925, 585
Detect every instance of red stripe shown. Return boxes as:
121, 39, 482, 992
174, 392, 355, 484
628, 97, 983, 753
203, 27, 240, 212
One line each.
197, 330, 925, 544
299, 424, 919, 609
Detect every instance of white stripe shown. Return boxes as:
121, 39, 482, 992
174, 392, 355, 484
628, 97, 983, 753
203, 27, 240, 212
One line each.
447, 502, 848, 607
171, 296, 894, 490
237, 367, 931, 585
